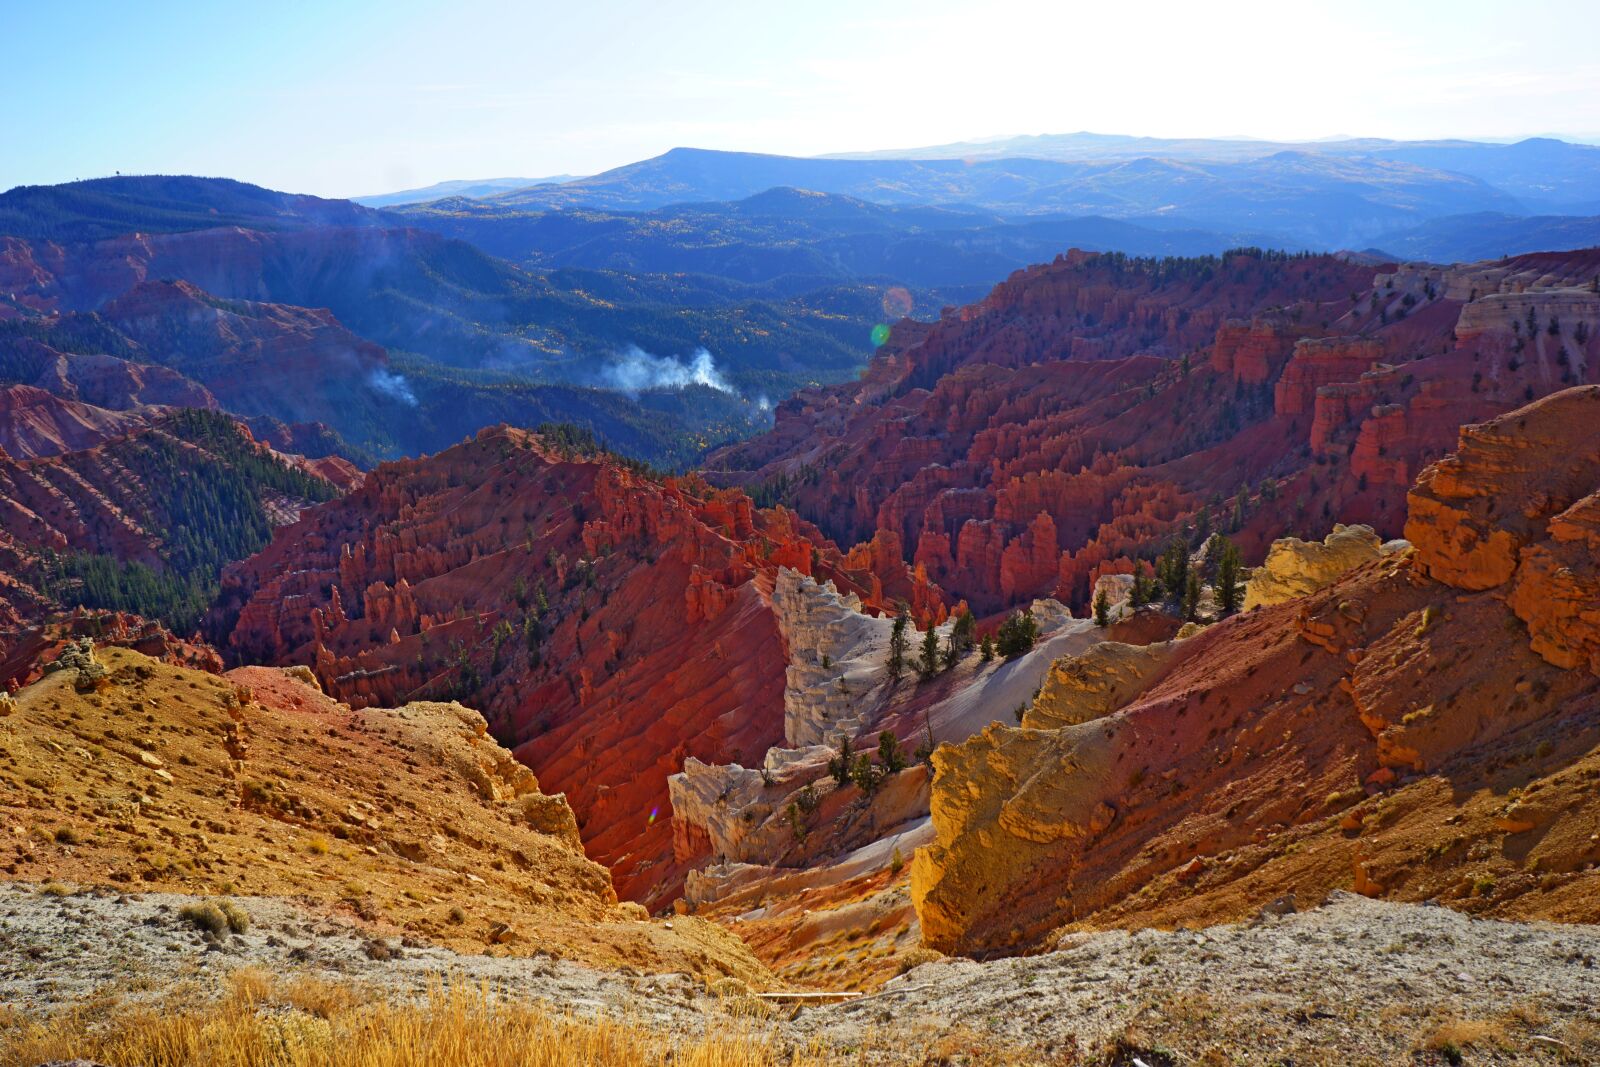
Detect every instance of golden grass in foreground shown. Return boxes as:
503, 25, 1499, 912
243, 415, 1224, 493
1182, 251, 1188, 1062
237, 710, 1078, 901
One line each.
1, 971, 828, 1067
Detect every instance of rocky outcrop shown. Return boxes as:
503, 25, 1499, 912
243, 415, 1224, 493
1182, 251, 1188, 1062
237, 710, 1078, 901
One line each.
1241, 524, 1384, 610
1507, 490, 1600, 672
1407, 386, 1600, 590
771, 567, 896, 748
1273, 337, 1384, 418
912, 389, 1600, 955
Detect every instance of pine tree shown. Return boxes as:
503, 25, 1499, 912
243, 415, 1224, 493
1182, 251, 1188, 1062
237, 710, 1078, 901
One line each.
878, 731, 907, 773
1216, 538, 1244, 615
828, 736, 854, 786
919, 624, 941, 679
1093, 588, 1111, 627
1183, 570, 1202, 621
887, 608, 909, 681
950, 609, 975, 656
1158, 536, 1189, 601
979, 633, 995, 662
1130, 561, 1156, 608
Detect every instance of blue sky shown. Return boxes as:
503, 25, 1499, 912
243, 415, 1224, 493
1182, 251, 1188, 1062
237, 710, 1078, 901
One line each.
5, 0, 1599, 197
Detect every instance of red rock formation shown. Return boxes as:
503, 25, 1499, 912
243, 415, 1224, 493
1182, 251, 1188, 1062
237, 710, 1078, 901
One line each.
1274, 336, 1385, 418
216, 427, 938, 907
913, 388, 1600, 955
709, 249, 1600, 614
1211, 316, 1298, 384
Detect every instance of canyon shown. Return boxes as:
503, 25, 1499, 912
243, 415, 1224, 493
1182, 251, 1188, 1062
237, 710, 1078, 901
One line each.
174, 248, 1600, 977
6, 223, 1600, 1065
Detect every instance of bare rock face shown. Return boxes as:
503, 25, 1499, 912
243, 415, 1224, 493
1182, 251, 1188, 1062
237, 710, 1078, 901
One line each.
772, 567, 896, 748
1242, 524, 1384, 610
912, 715, 1129, 954
912, 388, 1600, 956
1406, 386, 1600, 590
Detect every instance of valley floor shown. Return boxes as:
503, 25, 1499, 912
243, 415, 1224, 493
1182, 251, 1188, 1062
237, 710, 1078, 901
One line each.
4, 882, 1597, 1065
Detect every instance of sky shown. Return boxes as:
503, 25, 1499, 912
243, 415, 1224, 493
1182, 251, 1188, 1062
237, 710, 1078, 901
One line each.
4, 0, 1600, 198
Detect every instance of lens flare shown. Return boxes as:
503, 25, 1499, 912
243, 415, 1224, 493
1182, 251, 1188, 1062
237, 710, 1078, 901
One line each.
871, 323, 891, 347
647, 806, 659, 825
881, 286, 914, 319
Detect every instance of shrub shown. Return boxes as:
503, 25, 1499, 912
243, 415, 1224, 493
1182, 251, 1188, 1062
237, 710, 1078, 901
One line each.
995, 610, 1039, 659
849, 753, 884, 794
179, 898, 249, 937
178, 902, 229, 938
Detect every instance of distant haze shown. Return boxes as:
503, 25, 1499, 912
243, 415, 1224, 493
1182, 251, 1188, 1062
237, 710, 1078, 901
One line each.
4, 0, 1599, 197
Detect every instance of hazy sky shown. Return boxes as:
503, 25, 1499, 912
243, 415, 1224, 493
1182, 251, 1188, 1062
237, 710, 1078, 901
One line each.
6, 0, 1599, 197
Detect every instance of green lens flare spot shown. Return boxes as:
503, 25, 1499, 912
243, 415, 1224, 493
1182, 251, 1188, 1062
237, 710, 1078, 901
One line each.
871, 323, 891, 347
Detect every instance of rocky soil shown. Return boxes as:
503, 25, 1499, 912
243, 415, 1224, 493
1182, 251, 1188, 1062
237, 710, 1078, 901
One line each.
4, 883, 1597, 1065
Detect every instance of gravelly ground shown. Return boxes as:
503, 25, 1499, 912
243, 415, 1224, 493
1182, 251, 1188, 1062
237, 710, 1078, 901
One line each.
4, 883, 1598, 1064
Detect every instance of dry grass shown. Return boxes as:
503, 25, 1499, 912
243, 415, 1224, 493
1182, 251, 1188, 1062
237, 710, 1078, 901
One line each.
0, 975, 833, 1067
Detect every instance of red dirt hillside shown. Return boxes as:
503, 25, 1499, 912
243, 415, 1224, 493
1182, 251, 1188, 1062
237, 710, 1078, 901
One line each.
214, 427, 942, 908
708, 248, 1600, 613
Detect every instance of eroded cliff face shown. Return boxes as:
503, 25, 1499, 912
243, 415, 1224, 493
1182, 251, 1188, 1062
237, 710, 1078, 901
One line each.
216, 429, 938, 908
708, 249, 1600, 616
660, 564, 1108, 988
912, 388, 1600, 956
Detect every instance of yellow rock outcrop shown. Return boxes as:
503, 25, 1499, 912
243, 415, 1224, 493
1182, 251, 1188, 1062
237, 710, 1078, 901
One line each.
1024, 639, 1177, 730
1242, 524, 1383, 610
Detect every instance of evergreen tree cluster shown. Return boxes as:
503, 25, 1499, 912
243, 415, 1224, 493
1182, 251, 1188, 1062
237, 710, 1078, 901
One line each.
31, 410, 339, 634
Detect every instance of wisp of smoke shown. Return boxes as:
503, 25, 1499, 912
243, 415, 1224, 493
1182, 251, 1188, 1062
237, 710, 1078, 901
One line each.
600, 346, 733, 397
368, 368, 419, 407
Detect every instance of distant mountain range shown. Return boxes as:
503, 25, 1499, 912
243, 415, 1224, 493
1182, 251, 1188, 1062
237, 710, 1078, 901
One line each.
3, 132, 1597, 470
819, 132, 1600, 211
352, 175, 580, 209
364, 134, 1600, 255
391, 186, 1287, 291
